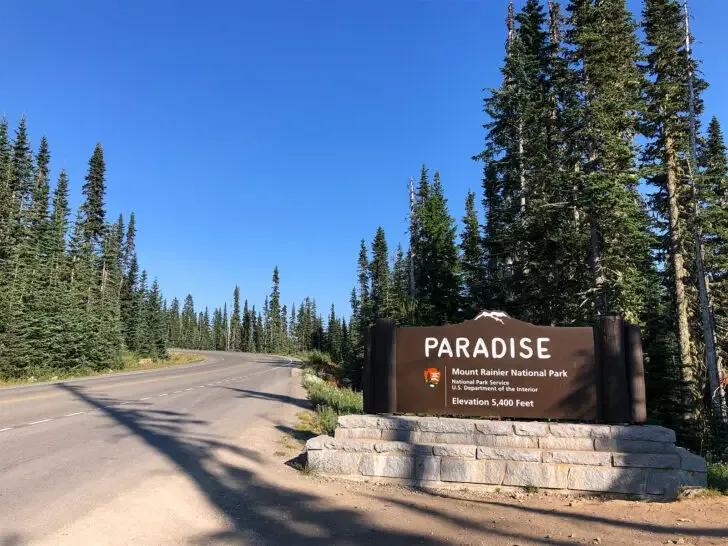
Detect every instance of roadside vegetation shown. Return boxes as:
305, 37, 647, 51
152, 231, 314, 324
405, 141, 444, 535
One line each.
708, 462, 728, 495
298, 350, 363, 435
0, 350, 205, 387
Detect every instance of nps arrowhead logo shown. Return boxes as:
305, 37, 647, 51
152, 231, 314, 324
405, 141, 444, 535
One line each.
424, 367, 441, 388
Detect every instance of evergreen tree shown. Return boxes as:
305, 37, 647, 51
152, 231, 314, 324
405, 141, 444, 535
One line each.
389, 243, 408, 323
269, 267, 282, 353
181, 295, 197, 349
230, 286, 241, 351
79, 143, 107, 250
241, 299, 251, 352
413, 169, 462, 325
167, 297, 181, 347
147, 279, 167, 358
566, 0, 654, 322
369, 227, 390, 321
136, 270, 153, 357
254, 310, 264, 353
642, 0, 706, 413
327, 303, 341, 362
460, 190, 486, 319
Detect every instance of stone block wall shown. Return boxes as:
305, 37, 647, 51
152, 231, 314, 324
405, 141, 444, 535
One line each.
305, 416, 707, 498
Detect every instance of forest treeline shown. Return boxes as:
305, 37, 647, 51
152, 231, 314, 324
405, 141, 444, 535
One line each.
0, 120, 170, 378
0, 117, 340, 381
167, 267, 350, 363
341, 0, 727, 458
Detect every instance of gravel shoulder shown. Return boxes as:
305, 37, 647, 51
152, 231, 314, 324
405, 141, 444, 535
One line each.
26, 366, 728, 546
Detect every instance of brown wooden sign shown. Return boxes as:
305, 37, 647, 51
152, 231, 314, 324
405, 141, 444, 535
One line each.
394, 312, 598, 420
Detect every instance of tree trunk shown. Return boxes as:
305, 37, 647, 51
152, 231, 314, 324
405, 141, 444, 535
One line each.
665, 133, 695, 411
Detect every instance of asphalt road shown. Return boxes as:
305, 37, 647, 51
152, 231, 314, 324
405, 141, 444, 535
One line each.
0, 351, 297, 544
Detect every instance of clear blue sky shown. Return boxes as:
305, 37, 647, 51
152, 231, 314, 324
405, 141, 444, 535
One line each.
1, 1, 726, 319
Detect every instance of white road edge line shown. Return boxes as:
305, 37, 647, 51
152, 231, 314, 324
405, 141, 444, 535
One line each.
64, 412, 85, 417
140, 397, 151, 400
158, 393, 168, 397
0, 427, 13, 432
28, 419, 52, 425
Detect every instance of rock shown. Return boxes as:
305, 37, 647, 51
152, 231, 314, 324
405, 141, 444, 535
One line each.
594, 439, 676, 454
377, 416, 419, 430
440, 459, 506, 485
542, 451, 611, 466
609, 425, 676, 443
409, 432, 477, 445
474, 420, 514, 435
417, 418, 475, 433
433, 444, 477, 458
360, 454, 440, 481
478, 435, 538, 448
477, 447, 541, 462
502, 462, 568, 489
567, 467, 648, 494
335, 428, 382, 440
676, 447, 708, 472
337, 415, 380, 429
305, 435, 336, 451
307, 451, 362, 474
514, 422, 550, 437
539, 437, 595, 451
612, 453, 681, 469
549, 423, 612, 438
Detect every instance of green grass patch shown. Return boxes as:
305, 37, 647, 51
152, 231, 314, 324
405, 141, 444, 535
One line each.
708, 462, 728, 494
0, 351, 206, 387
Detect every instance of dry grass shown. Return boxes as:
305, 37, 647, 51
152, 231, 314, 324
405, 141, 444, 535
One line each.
0, 351, 206, 387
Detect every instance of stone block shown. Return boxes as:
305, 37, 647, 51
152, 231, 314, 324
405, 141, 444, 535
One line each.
305, 435, 336, 451
676, 447, 708, 473
477, 435, 538, 448
339, 441, 376, 453
503, 462, 568, 489
542, 451, 612, 466
337, 415, 380, 429
474, 421, 514, 435
678, 470, 708, 488
379, 429, 417, 442
612, 453, 681, 469
440, 459, 506, 485
374, 442, 434, 456
308, 451, 362, 475
609, 425, 676, 443
360, 454, 440, 481
335, 427, 381, 440
377, 416, 419, 430
417, 418, 475, 434
594, 439, 676, 454
514, 422, 550, 437
539, 437, 595, 451
568, 467, 648, 494
407, 432, 477, 445
645, 469, 682, 496
477, 447, 541, 462
433, 445, 477, 458
548, 423, 612, 438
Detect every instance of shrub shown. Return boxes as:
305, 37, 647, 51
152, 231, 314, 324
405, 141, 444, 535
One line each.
315, 406, 339, 435
708, 462, 728, 494
306, 381, 363, 415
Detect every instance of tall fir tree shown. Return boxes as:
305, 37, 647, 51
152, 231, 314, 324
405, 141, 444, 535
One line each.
269, 267, 282, 353
369, 227, 390, 321
230, 286, 242, 351
460, 190, 486, 319
642, 0, 706, 416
